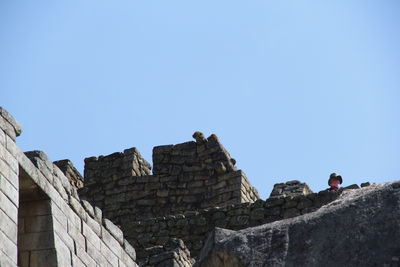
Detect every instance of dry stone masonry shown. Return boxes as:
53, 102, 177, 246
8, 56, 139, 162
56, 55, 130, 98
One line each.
196, 182, 400, 267
53, 159, 84, 189
127, 186, 347, 261
80, 133, 259, 223
0, 106, 389, 267
0, 107, 138, 267
269, 180, 313, 199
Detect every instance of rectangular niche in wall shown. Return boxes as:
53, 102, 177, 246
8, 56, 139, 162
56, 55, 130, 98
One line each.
18, 166, 58, 267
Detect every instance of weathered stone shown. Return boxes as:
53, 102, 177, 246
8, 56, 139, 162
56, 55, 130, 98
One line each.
0, 107, 22, 139
69, 195, 87, 221
344, 184, 360, 190
193, 131, 207, 144
250, 208, 265, 220
198, 182, 400, 267
53, 159, 84, 189
361, 182, 371, 188
297, 198, 313, 209
137, 198, 157, 206
103, 218, 124, 245
283, 199, 298, 208
283, 208, 300, 218
265, 206, 281, 216
265, 197, 284, 208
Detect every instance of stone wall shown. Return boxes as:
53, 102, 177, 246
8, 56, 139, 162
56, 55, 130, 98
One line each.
127, 186, 346, 260
140, 238, 195, 267
0, 108, 21, 266
152, 133, 236, 178
79, 132, 259, 222
0, 107, 139, 267
269, 180, 313, 198
84, 147, 152, 186
53, 159, 84, 189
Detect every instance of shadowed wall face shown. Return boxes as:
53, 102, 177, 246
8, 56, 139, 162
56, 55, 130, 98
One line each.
18, 170, 57, 267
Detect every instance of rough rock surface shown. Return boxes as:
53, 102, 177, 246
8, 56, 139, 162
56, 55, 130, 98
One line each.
197, 181, 400, 267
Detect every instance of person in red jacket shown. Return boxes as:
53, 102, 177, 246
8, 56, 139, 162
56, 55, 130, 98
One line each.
329, 173, 343, 190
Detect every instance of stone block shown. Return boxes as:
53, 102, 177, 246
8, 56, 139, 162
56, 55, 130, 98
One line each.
30, 249, 58, 267
94, 205, 103, 223
145, 182, 161, 190
85, 239, 109, 266
265, 207, 281, 216
103, 218, 123, 245
301, 207, 317, 214
101, 225, 123, 258
50, 202, 68, 230
53, 219, 74, 252
361, 182, 371, 188
0, 208, 17, 244
81, 199, 95, 218
76, 244, 97, 267
297, 198, 313, 209
52, 162, 74, 192
250, 208, 265, 220
69, 195, 87, 222
0, 190, 18, 223
284, 199, 298, 208
123, 238, 137, 261
0, 107, 22, 137
344, 184, 360, 190
0, 115, 16, 141
18, 231, 55, 251
54, 234, 72, 266
0, 230, 17, 264
86, 215, 102, 237
229, 215, 249, 227
137, 198, 156, 206
283, 208, 300, 219
25, 214, 53, 233
153, 144, 173, 154
188, 180, 204, 188
0, 158, 18, 189
67, 220, 86, 250
82, 222, 101, 250
265, 197, 285, 208
137, 175, 159, 183
157, 189, 169, 197
0, 173, 18, 206
100, 241, 119, 266
183, 195, 199, 203
72, 254, 86, 267
52, 176, 68, 201
0, 145, 18, 174
4, 134, 18, 159
131, 190, 154, 200
149, 251, 178, 264
0, 129, 4, 146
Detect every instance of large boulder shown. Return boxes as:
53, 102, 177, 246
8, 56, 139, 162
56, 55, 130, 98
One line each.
197, 181, 400, 267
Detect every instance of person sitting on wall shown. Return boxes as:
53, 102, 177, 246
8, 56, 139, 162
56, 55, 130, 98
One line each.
328, 173, 343, 190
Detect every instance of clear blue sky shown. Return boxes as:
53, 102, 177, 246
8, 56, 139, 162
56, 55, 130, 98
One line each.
1, 1, 399, 199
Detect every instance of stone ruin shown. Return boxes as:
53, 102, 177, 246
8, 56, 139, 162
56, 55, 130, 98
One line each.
0, 106, 385, 267
0, 107, 137, 267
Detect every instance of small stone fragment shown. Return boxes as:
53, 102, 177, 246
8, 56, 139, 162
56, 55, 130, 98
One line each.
193, 131, 206, 144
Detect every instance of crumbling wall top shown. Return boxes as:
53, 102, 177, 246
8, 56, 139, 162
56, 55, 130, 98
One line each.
269, 180, 313, 199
